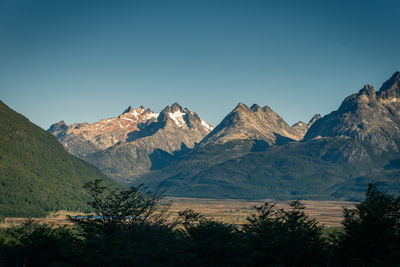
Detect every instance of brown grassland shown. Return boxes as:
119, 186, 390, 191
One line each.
1, 198, 355, 228
166, 198, 355, 226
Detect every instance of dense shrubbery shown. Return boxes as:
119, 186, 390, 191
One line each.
1, 182, 399, 266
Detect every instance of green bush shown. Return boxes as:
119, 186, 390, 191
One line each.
336, 183, 400, 265
242, 200, 328, 266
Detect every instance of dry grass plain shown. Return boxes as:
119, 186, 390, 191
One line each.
166, 198, 355, 227
1, 198, 356, 228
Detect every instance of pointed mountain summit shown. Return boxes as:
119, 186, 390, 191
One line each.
157, 102, 213, 131
200, 102, 302, 147
377, 71, 400, 100
309, 114, 322, 124
291, 114, 321, 138
123, 105, 135, 114
48, 120, 68, 135
305, 71, 400, 154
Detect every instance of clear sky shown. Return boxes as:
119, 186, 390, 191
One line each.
1, 0, 399, 129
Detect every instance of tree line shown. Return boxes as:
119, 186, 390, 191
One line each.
1, 181, 399, 266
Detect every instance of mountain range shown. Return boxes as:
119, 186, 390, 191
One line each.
49, 103, 213, 183
49, 71, 400, 201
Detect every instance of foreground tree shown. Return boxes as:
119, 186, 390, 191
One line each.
243, 200, 327, 266
337, 184, 400, 266
69, 179, 170, 229
0, 219, 81, 266
4, 182, 400, 266
177, 209, 245, 266
69, 180, 195, 266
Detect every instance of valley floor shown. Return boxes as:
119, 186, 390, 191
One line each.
1, 198, 355, 227
166, 198, 355, 226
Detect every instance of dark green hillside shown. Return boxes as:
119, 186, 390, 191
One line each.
0, 100, 117, 217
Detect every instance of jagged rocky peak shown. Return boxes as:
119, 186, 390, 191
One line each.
292, 121, 306, 127
250, 104, 262, 111
122, 105, 149, 115
234, 103, 271, 114
120, 105, 158, 120
262, 105, 274, 113
304, 71, 400, 155
337, 84, 378, 113
123, 105, 135, 114
309, 114, 322, 124
233, 102, 250, 112
291, 114, 322, 139
377, 71, 400, 101
170, 102, 184, 112
200, 102, 304, 146
292, 114, 321, 129
160, 102, 183, 115
158, 102, 213, 131
159, 102, 186, 127
48, 120, 68, 133
359, 84, 376, 98
336, 71, 400, 112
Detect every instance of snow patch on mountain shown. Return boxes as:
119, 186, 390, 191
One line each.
146, 113, 159, 119
201, 119, 213, 131
169, 111, 186, 127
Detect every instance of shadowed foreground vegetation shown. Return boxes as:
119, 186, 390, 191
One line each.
0, 182, 399, 266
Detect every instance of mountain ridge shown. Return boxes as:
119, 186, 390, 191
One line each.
49, 103, 213, 183
131, 71, 400, 200
199, 102, 318, 148
304, 72, 400, 156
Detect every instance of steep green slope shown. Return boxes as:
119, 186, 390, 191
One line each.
0, 100, 117, 217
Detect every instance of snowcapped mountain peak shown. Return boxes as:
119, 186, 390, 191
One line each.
120, 105, 158, 120
48, 102, 213, 181
171, 102, 183, 112
168, 109, 187, 128
123, 105, 135, 114
158, 103, 213, 132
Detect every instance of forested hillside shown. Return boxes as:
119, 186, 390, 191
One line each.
0, 101, 116, 217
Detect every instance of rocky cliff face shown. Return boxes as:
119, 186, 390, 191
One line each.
200, 103, 305, 147
291, 114, 321, 139
305, 72, 400, 155
128, 102, 213, 153
48, 103, 213, 182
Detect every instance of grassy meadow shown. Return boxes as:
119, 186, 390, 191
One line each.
1, 198, 356, 228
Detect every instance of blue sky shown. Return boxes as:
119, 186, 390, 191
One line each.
1, 0, 399, 129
